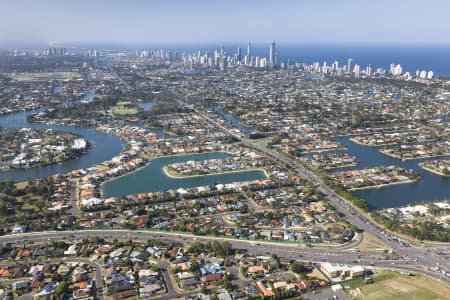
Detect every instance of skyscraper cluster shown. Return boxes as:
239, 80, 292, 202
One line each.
133, 43, 434, 81
47, 47, 67, 56
180, 41, 277, 69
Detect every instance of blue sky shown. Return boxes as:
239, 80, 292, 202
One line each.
1, 0, 450, 45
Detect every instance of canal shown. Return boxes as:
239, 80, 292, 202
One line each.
207, 107, 449, 209
331, 137, 450, 210
101, 152, 267, 198
0, 93, 123, 182
1, 95, 448, 210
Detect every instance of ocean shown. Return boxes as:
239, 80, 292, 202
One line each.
98, 43, 450, 77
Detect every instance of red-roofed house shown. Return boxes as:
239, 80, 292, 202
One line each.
201, 273, 222, 283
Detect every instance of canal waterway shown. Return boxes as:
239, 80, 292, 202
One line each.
1, 93, 448, 209
0, 93, 123, 182
206, 108, 449, 209
101, 152, 267, 198
330, 137, 450, 210
212, 106, 255, 135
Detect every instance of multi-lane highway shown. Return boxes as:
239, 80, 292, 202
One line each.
0, 97, 447, 300
2, 229, 449, 285
174, 98, 450, 278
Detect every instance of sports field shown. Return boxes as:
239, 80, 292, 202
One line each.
9, 72, 81, 81
112, 101, 140, 115
347, 270, 449, 300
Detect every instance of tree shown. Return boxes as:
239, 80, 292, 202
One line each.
223, 280, 233, 291
291, 262, 307, 274
90, 281, 97, 298
51, 272, 62, 282
55, 281, 69, 300
151, 265, 160, 272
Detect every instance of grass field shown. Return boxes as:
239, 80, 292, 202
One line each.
356, 233, 389, 251
9, 72, 81, 81
346, 270, 449, 300
112, 101, 140, 115
306, 268, 327, 281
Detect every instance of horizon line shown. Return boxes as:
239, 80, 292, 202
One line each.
3, 40, 450, 48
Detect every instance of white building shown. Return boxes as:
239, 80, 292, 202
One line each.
320, 262, 365, 279
72, 138, 87, 150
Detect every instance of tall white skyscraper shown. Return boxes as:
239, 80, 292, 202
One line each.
219, 43, 224, 69
347, 58, 353, 74
269, 41, 276, 68
366, 64, 373, 77
353, 64, 360, 78
392, 64, 402, 76
247, 42, 252, 65
332, 61, 339, 72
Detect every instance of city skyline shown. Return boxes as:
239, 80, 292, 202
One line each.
1, 0, 450, 45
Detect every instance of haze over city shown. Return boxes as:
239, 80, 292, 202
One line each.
1, 0, 450, 45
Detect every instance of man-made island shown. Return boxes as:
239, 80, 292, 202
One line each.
328, 165, 420, 191
380, 141, 450, 160
164, 152, 269, 178
0, 128, 88, 171
419, 159, 450, 176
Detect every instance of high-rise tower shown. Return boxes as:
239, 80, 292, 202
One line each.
347, 58, 353, 74
247, 42, 252, 65
219, 43, 225, 70
269, 41, 276, 68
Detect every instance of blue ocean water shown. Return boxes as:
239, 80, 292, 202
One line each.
278, 44, 450, 76
230, 43, 450, 77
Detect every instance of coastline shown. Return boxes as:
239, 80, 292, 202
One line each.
419, 163, 450, 177
379, 149, 450, 160
348, 177, 420, 191
163, 165, 269, 179
302, 146, 347, 154
324, 162, 359, 170
100, 161, 150, 189
0, 146, 90, 174
349, 136, 437, 147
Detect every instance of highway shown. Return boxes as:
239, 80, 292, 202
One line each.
0, 96, 447, 299
3, 229, 449, 285
173, 98, 450, 277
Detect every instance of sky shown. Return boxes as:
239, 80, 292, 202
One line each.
1, 0, 450, 46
